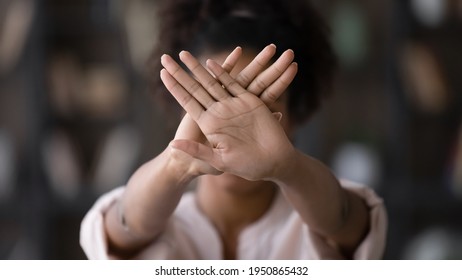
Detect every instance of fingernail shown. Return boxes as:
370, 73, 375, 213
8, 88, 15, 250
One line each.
159, 68, 167, 78
273, 112, 283, 122
179, 50, 191, 58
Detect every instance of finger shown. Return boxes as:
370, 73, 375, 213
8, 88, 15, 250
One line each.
161, 54, 215, 108
222, 46, 242, 74
235, 44, 276, 88
247, 49, 295, 95
206, 59, 247, 97
272, 112, 283, 122
160, 69, 204, 121
179, 51, 230, 101
169, 145, 222, 176
174, 114, 207, 143
169, 139, 223, 171
260, 62, 298, 105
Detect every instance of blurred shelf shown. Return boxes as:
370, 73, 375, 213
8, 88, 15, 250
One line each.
0, 0, 135, 260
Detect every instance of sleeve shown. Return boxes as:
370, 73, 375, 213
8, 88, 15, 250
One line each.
79, 187, 194, 260
344, 181, 388, 260
308, 179, 388, 259
79, 187, 125, 260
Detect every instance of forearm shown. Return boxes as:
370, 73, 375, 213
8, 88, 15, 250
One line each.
104, 147, 195, 256
273, 150, 369, 257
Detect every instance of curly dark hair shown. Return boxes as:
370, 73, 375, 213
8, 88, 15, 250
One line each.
149, 0, 336, 125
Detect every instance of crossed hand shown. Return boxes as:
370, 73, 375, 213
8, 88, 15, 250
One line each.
160, 45, 298, 181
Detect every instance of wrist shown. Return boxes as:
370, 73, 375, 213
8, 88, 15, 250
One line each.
118, 147, 195, 239
126, 147, 197, 194
165, 145, 200, 184
269, 147, 302, 185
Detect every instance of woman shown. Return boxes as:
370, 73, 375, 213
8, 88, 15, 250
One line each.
80, 0, 386, 259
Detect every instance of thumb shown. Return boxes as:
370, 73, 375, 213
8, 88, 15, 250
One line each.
169, 139, 222, 170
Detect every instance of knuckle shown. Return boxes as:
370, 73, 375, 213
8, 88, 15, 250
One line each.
225, 80, 237, 89
187, 82, 201, 94
190, 61, 202, 73
255, 78, 268, 90
277, 77, 290, 87
264, 89, 278, 102
205, 78, 219, 90
178, 93, 193, 107
222, 62, 232, 72
238, 72, 251, 86
273, 64, 284, 75
255, 57, 266, 67
170, 65, 181, 77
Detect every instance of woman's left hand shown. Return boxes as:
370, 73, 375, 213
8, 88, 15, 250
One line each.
160, 51, 296, 181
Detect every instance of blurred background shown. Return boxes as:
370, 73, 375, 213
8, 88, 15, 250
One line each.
0, 0, 461, 259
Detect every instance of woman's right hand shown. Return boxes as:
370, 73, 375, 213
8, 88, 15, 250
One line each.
169, 113, 222, 177
223, 44, 296, 105
168, 44, 297, 177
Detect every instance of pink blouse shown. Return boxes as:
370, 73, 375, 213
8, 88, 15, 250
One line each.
80, 180, 387, 259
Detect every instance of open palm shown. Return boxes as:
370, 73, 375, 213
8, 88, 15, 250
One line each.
161, 51, 295, 180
